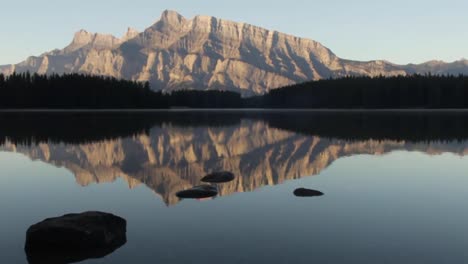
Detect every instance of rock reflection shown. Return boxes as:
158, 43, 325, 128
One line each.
176, 185, 218, 199
293, 188, 324, 197
201, 171, 235, 183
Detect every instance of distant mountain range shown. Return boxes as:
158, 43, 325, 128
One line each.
1, 10, 468, 95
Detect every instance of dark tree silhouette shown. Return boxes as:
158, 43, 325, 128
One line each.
0, 73, 241, 109
1, 72, 468, 109
248, 74, 468, 109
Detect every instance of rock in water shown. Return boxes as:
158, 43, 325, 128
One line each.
25, 211, 127, 264
293, 188, 324, 197
176, 185, 218, 199
201, 171, 235, 183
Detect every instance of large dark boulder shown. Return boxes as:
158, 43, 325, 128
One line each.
293, 188, 324, 197
201, 171, 235, 183
25, 211, 127, 264
176, 185, 218, 199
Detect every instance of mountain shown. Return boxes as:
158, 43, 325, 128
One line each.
2, 120, 467, 205
2, 10, 468, 95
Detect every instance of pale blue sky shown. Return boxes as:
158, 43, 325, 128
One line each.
1, 0, 467, 65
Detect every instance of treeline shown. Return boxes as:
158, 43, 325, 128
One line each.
2, 73, 468, 109
253, 74, 468, 108
0, 73, 241, 109
257, 112, 468, 142
0, 72, 161, 108
0, 112, 243, 145
4, 112, 468, 145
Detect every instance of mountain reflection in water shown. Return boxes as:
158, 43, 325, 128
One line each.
2, 111, 468, 205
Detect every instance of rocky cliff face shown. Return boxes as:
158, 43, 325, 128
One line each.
2, 10, 468, 95
2, 121, 467, 205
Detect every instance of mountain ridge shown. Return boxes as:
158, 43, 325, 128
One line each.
2, 10, 468, 95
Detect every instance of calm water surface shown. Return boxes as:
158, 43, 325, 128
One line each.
1, 111, 468, 263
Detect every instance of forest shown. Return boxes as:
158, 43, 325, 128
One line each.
2, 111, 468, 145
1, 72, 468, 109
253, 74, 468, 109
0, 72, 241, 109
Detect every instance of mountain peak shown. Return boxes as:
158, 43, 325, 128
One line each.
72, 29, 94, 45
159, 10, 186, 27
122, 27, 139, 41
63, 29, 95, 53
64, 29, 121, 53
193, 14, 214, 21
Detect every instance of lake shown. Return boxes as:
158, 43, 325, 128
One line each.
2, 111, 468, 263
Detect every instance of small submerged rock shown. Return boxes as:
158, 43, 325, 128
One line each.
293, 188, 324, 197
176, 185, 218, 199
201, 171, 235, 183
25, 211, 127, 264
